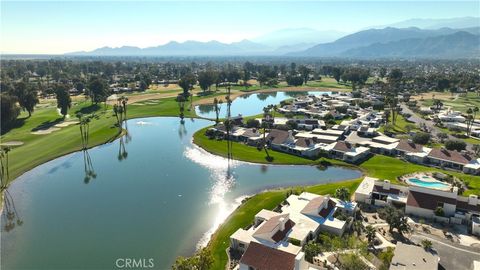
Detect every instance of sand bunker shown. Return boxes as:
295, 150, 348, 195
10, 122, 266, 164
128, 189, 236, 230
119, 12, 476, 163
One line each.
54, 121, 79, 128
0, 141, 24, 146
31, 127, 61, 135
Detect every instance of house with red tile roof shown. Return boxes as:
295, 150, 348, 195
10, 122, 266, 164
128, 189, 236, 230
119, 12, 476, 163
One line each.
405, 186, 480, 226
328, 141, 370, 163
239, 242, 299, 270
354, 177, 480, 236
230, 192, 354, 266
424, 148, 480, 175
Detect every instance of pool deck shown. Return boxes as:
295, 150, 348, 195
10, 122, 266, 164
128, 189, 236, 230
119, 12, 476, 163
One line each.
402, 173, 452, 191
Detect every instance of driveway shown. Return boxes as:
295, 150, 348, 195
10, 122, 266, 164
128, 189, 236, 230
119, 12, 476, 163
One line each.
411, 233, 480, 270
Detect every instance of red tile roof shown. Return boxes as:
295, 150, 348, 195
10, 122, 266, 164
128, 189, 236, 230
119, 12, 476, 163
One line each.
427, 148, 472, 165
240, 242, 296, 270
295, 137, 313, 148
406, 190, 456, 210
254, 214, 290, 237
301, 196, 326, 214
319, 200, 336, 218
332, 141, 353, 153
266, 129, 290, 145
395, 140, 423, 153
271, 219, 295, 243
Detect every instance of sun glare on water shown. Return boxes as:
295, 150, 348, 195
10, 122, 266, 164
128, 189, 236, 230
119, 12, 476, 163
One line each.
184, 145, 247, 249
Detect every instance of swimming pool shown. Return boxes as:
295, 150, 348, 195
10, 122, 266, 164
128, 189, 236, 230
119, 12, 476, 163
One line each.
407, 178, 450, 189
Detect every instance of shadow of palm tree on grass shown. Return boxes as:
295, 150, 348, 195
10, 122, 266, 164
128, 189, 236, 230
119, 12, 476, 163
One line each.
1, 117, 26, 135
31, 117, 64, 132
75, 104, 101, 115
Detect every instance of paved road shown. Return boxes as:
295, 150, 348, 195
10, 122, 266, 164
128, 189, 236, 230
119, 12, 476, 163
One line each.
400, 103, 475, 151
411, 233, 480, 270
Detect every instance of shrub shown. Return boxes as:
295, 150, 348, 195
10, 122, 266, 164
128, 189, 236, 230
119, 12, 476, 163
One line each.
289, 238, 301, 246
448, 126, 462, 133
421, 239, 433, 250
303, 242, 321, 263
373, 101, 385, 111
412, 132, 431, 145
286, 75, 304, 86
352, 91, 362, 98
286, 120, 298, 130
434, 206, 445, 217
246, 118, 260, 128
444, 140, 466, 151
336, 106, 348, 114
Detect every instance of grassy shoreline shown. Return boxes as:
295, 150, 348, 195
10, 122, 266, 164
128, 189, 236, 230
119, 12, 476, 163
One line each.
2, 84, 349, 185
193, 127, 479, 195
192, 129, 479, 269
192, 127, 354, 167
206, 178, 363, 270
1, 97, 199, 185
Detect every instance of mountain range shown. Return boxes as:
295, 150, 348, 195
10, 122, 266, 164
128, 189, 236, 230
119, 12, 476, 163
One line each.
343, 31, 480, 59
369, 16, 480, 30
291, 27, 480, 58
67, 17, 480, 59
251, 28, 345, 47
68, 40, 271, 56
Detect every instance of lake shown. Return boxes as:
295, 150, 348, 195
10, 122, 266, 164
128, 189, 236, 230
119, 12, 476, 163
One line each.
1, 117, 360, 270
195, 91, 331, 119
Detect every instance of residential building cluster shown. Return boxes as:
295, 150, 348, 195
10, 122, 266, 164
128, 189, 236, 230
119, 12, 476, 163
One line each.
228, 176, 479, 270
230, 191, 357, 270
208, 93, 480, 175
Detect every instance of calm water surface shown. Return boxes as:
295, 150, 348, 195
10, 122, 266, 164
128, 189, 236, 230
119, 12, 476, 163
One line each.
1, 117, 360, 270
195, 91, 331, 118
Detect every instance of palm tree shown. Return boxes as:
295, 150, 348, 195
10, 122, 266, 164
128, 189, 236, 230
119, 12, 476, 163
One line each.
112, 104, 124, 132
77, 113, 93, 150
421, 239, 433, 250
119, 95, 128, 119
433, 99, 443, 111
213, 98, 222, 124
176, 94, 186, 123
271, 105, 278, 122
335, 187, 350, 201
3, 147, 10, 180
466, 108, 474, 135
365, 225, 376, 247
397, 216, 411, 236
351, 220, 364, 236
260, 121, 271, 160
0, 147, 11, 189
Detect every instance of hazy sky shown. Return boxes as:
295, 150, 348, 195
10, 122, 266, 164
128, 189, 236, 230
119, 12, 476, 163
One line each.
1, 1, 479, 54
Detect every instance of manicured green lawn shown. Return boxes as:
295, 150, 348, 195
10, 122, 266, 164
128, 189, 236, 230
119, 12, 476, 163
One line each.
205, 155, 479, 269
304, 78, 351, 90
1, 81, 351, 185
437, 126, 480, 145
1, 97, 195, 184
237, 78, 352, 92
421, 92, 480, 118
377, 113, 417, 134
207, 178, 362, 270
193, 127, 349, 167
359, 155, 479, 195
